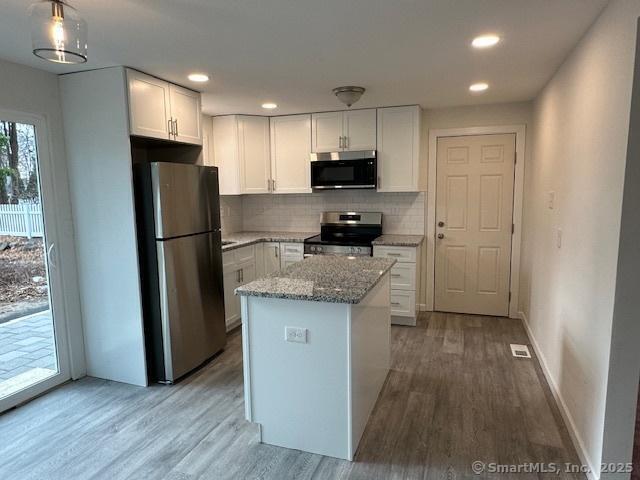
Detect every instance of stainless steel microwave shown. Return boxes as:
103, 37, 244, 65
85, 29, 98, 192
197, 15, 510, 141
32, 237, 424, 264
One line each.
310, 150, 377, 190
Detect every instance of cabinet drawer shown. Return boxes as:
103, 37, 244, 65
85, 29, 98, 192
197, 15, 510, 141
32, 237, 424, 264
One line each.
234, 245, 255, 264
390, 290, 416, 317
374, 246, 416, 263
280, 242, 304, 259
389, 263, 416, 291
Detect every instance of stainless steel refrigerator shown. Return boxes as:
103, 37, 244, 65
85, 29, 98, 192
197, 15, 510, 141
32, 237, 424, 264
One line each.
134, 161, 226, 383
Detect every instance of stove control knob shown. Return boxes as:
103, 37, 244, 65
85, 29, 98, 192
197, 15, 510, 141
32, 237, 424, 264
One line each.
355, 247, 362, 254
310, 246, 316, 252
317, 246, 323, 252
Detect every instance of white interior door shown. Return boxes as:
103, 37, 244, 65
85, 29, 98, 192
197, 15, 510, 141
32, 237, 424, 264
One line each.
434, 134, 516, 316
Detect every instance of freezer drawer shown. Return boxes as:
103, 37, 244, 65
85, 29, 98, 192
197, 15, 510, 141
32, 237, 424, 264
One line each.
151, 162, 220, 239
156, 231, 226, 381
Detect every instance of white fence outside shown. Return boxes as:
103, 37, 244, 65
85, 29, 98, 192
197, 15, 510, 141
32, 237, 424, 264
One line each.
0, 204, 44, 238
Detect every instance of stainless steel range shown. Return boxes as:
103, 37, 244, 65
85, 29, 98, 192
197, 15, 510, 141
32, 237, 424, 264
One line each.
304, 211, 382, 257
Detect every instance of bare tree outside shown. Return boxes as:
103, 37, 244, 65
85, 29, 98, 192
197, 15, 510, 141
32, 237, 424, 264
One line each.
0, 120, 40, 205
0, 120, 47, 320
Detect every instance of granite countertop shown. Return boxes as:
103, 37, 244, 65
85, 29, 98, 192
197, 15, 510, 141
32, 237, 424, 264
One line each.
222, 231, 318, 252
235, 255, 396, 304
372, 234, 425, 247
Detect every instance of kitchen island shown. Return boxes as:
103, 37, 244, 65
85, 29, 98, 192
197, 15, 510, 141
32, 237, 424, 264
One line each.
236, 255, 395, 460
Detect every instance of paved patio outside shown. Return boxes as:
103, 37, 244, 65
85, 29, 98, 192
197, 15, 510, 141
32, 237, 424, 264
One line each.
0, 311, 56, 383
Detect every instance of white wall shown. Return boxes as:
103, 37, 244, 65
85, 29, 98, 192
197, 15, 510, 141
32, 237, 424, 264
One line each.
0, 59, 85, 378
600, 18, 640, 476
60, 67, 148, 387
518, 0, 639, 475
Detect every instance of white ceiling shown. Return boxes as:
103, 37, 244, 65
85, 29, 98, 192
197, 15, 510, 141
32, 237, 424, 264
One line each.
0, 0, 607, 116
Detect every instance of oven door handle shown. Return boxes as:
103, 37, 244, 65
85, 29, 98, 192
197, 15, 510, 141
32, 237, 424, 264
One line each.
303, 253, 315, 258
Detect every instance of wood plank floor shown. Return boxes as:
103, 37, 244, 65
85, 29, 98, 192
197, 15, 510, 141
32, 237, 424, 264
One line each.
0, 312, 584, 479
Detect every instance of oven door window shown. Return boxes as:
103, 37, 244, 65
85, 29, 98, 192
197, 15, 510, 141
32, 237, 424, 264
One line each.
311, 159, 376, 189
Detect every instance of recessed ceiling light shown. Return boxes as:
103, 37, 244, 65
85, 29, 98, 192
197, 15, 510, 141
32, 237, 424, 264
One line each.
472, 34, 500, 49
262, 103, 278, 109
188, 73, 209, 82
469, 82, 489, 92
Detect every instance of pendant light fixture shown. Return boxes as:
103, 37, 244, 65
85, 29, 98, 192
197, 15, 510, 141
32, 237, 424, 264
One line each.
333, 86, 366, 107
29, 0, 88, 64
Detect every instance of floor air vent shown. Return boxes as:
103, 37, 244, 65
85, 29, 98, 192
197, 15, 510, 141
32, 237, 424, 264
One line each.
510, 344, 531, 358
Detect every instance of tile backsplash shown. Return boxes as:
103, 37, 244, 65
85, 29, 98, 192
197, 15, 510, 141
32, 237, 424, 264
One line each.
240, 191, 425, 234
220, 195, 243, 233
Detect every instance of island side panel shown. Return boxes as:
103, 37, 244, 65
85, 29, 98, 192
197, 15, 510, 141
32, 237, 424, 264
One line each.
348, 273, 391, 457
242, 296, 352, 459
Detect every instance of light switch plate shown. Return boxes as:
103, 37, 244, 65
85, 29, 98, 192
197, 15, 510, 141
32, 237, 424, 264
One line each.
285, 326, 308, 344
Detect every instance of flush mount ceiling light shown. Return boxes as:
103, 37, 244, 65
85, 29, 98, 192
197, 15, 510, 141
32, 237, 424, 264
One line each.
29, 0, 87, 64
188, 73, 209, 82
262, 103, 278, 109
469, 82, 489, 93
333, 86, 366, 107
471, 34, 501, 49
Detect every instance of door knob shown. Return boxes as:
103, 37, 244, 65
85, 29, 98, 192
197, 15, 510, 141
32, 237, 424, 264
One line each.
437, 233, 445, 239
438, 221, 445, 227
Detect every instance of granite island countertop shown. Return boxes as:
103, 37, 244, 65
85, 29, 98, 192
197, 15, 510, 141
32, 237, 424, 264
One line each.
235, 255, 396, 304
371, 234, 425, 247
222, 231, 318, 252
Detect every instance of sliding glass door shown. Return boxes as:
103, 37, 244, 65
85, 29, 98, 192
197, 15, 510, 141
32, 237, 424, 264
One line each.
0, 112, 71, 411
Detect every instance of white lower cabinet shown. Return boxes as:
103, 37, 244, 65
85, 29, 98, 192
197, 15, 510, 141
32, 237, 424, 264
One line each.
373, 245, 421, 326
222, 241, 304, 330
279, 242, 304, 268
223, 267, 241, 327
222, 245, 256, 331
263, 242, 281, 274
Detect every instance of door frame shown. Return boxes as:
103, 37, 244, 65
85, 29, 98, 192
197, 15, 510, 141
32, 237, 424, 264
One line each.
0, 109, 74, 412
426, 125, 526, 318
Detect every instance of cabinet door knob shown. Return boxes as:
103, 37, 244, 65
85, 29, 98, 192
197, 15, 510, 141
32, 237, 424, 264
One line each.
437, 233, 445, 239
438, 221, 445, 227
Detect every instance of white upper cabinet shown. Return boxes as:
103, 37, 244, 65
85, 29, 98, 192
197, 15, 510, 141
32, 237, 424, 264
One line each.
169, 85, 202, 145
376, 105, 424, 192
312, 111, 343, 152
239, 116, 271, 194
127, 70, 171, 140
212, 116, 241, 195
127, 69, 202, 145
311, 109, 376, 152
344, 109, 377, 151
211, 115, 271, 195
270, 115, 312, 194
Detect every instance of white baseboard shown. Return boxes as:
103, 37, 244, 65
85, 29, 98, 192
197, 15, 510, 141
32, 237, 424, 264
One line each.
418, 303, 429, 312
518, 311, 599, 480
